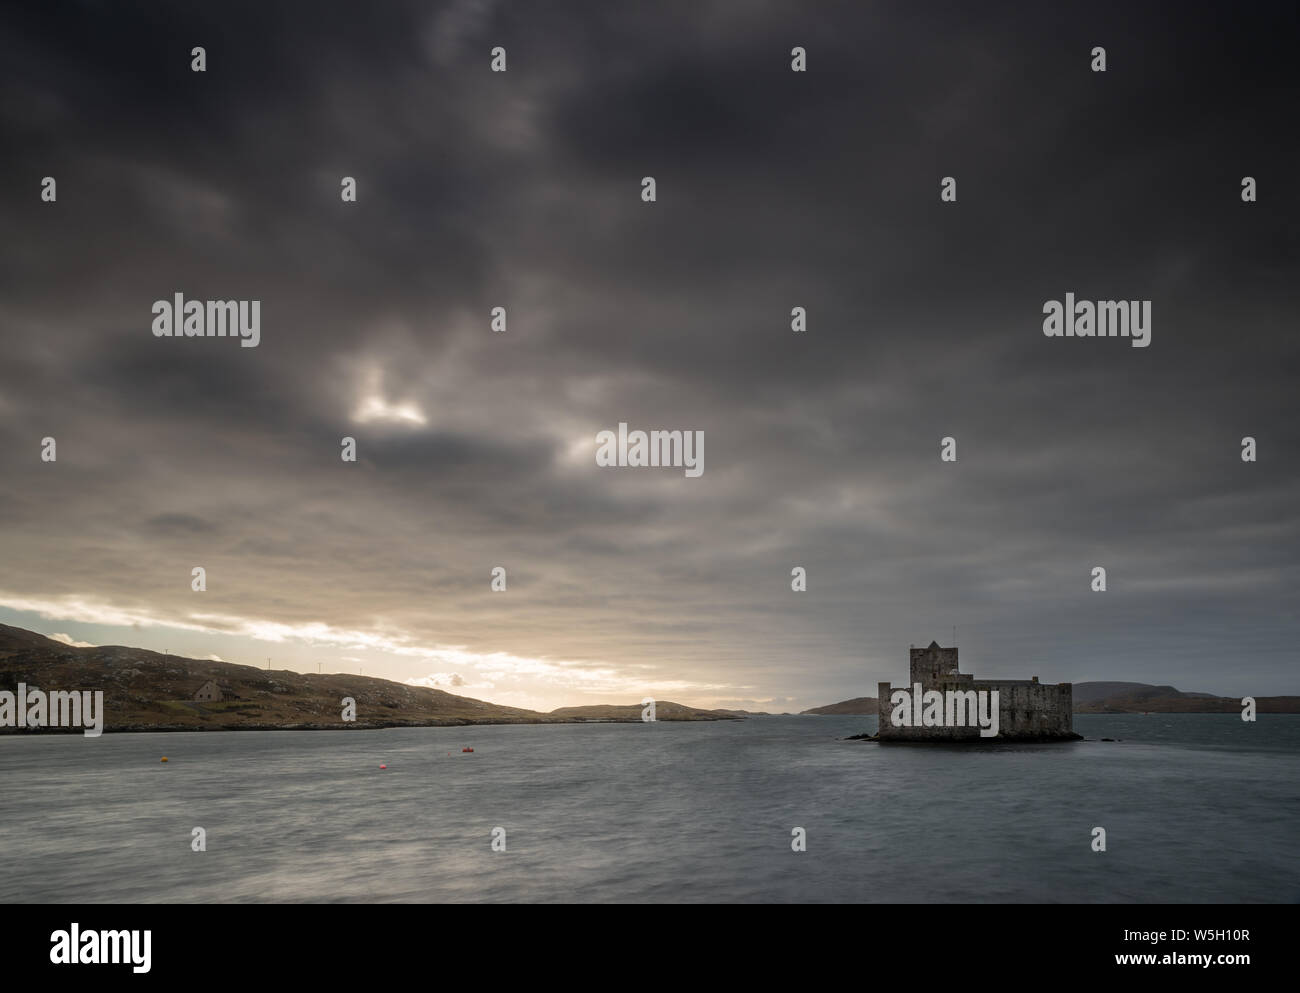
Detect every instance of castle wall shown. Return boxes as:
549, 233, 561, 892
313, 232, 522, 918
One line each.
876, 676, 1076, 742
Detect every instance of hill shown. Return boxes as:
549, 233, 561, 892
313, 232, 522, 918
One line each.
548, 702, 739, 721
801, 697, 877, 715
1072, 682, 1300, 714
803, 681, 1300, 715
0, 623, 735, 732
1069, 681, 1213, 705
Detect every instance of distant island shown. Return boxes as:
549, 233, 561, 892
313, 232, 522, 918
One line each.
803, 681, 1300, 715
803, 697, 878, 716
0, 624, 738, 733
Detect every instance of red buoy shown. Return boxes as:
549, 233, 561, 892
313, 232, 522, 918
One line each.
462, 747, 473, 753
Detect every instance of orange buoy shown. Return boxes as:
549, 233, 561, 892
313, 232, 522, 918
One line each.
160, 757, 168, 763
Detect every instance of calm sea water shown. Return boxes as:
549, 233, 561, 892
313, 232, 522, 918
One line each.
1, 714, 1296, 903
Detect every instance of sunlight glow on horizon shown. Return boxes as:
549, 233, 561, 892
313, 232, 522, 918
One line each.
0, 592, 738, 712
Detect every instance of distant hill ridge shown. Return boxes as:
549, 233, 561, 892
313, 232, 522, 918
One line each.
0, 623, 736, 732
802, 681, 1300, 715
803, 697, 878, 715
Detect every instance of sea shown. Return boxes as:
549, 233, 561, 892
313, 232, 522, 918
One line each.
1, 714, 1296, 902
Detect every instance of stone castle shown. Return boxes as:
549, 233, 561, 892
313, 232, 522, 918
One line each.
876, 641, 1080, 742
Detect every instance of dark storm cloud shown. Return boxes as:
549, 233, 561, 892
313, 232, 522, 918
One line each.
0, 0, 1296, 707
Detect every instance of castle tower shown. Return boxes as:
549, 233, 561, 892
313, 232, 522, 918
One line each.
908, 640, 960, 685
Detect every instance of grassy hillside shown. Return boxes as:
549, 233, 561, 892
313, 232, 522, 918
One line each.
0, 624, 733, 732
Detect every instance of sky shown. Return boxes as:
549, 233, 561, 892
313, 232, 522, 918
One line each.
0, 0, 1297, 712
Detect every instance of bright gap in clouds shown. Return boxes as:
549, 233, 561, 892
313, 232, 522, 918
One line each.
352, 366, 428, 426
